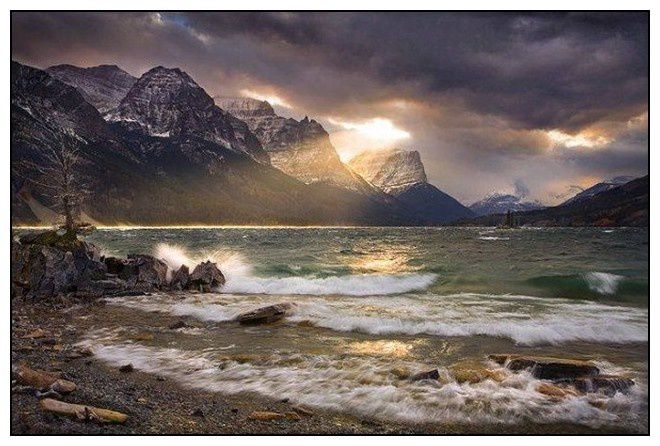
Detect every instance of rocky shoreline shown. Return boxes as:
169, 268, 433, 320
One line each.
10, 229, 643, 434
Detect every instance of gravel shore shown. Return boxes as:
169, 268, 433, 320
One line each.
11, 295, 631, 435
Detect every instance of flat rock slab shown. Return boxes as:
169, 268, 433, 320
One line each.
236, 303, 292, 325
488, 354, 600, 380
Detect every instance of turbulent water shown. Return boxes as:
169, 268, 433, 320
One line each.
77, 227, 647, 432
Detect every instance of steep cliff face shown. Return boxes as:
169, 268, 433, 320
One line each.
47, 64, 137, 113
347, 149, 427, 194
348, 149, 474, 223
216, 97, 375, 194
106, 67, 269, 164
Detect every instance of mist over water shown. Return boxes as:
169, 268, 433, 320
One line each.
78, 227, 648, 432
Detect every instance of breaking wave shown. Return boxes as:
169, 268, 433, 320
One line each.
154, 243, 436, 296
527, 272, 645, 300
108, 292, 648, 346
80, 335, 646, 430
584, 272, 624, 295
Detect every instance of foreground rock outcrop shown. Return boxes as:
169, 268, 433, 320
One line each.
12, 231, 106, 299
12, 230, 225, 299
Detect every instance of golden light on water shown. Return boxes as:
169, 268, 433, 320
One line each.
346, 243, 418, 274
346, 340, 414, 358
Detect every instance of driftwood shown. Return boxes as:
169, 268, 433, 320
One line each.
13, 364, 76, 394
39, 398, 128, 424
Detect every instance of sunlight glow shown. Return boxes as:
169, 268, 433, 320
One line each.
328, 117, 411, 143
547, 129, 611, 148
240, 89, 292, 108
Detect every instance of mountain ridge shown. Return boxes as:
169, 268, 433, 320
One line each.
347, 148, 474, 223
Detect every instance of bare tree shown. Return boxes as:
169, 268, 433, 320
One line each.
21, 134, 90, 234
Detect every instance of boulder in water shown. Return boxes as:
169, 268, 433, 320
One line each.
573, 375, 635, 395
188, 261, 225, 292
488, 354, 599, 380
236, 303, 292, 325
410, 369, 440, 381
103, 255, 168, 290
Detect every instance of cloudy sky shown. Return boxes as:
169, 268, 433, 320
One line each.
12, 12, 648, 204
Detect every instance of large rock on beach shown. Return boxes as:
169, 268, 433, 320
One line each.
188, 261, 225, 292
236, 303, 292, 325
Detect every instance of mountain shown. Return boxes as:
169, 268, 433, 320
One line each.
459, 176, 648, 227
469, 193, 545, 216
347, 149, 474, 223
561, 176, 635, 205
215, 97, 375, 194
11, 61, 419, 226
46, 64, 137, 113
106, 67, 269, 164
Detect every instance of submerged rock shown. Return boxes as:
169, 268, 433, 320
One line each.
188, 261, 225, 292
449, 360, 507, 384
573, 375, 635, 395
236, 303, 292, 325
488, 354, 600, 380
536, 382, 579, 400
168, 320, 188, 330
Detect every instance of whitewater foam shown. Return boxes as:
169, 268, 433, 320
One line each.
154, 243, 435, 296
585, 272, 624, 295
108, 292, 648, 346
80, 335, 646, 429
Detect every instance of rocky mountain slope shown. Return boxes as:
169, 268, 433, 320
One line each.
11, 61, 419, 226
106, 67, 269, 164
562, 176, 634, 205
216, 97, 375, 194
348, 149, 474, 223
46, 64, 137, 113
460, 176, 648, 227
469, 193, 545, 217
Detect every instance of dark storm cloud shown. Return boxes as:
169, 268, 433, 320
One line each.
175, 11, 649, 131
11, 11, 648, 202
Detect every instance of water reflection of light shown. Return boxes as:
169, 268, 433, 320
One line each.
346, 340, 414, 358
347, 243, 420, 274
